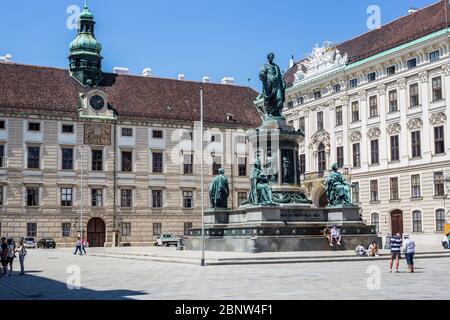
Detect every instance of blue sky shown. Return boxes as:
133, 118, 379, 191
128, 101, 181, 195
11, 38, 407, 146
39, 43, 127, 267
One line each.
0, 0, 438, 89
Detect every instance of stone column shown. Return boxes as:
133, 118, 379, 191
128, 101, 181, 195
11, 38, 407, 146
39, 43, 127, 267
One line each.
341, 96, 351, 168
328, 100, 336, 166
359, 90, 369, 170
378, 84, 388, 169
304, 112, 312, 173
397, 78, 409, 163
443, 63, 450, 154
419, 71, 432, 162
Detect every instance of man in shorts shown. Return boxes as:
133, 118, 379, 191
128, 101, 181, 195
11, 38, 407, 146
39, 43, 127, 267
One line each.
390, 232, 402, 273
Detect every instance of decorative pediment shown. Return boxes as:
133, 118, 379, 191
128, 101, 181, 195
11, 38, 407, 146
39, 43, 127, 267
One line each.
294, 41, 348, 82
377, 85, 386, 95
419, 71, 428, 83
387, 123, 401, 135
367, 127, 381, 139
430, 112, 447, 126
336, 134, 343, 147
407, 118, 423, 130
349, 131, 362, 143
309, 131, 330, 156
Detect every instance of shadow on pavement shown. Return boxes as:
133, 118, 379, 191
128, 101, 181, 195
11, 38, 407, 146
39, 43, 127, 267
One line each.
0, 271, 147, 300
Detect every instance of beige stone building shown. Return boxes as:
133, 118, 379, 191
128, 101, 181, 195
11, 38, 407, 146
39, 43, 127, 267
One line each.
0, 3, 260, 247
283, 0, 450, 245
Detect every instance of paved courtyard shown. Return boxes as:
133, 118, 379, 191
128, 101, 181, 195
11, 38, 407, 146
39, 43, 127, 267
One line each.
0, 248, 449, 300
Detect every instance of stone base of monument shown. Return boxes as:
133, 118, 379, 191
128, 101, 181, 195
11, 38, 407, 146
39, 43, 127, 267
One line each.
185, 205, 381, 253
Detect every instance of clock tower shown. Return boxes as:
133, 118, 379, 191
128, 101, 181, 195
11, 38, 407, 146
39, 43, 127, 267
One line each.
68, 1, 103, 86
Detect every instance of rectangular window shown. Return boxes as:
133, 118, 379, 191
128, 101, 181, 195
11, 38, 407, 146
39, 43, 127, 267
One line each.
212, 156, 221, 175
183, 154, 193, 175
60, 188, 73, 207
352, 182, 359, 204
297, 97, 305, 105
333, 84, 341, 93
238, 192, 247, 206
351, 101, 359, 122
91, 189, 103, 207
387, 65, 396, 76
412, 211, 422, 232
370, 180, 378, 202
121, 127, 133, 137
153, 223, 162, 237
299, 154, 306, 174
152, 152, 163, 173
411, 175, 421, 198
411, 131, 421, 158
121, 151, 133, 172
317, 111, 324, 131
152, 190, 163, 208
0, 120, 5, 130
335, 106, 343, 126
28, 122, 40, 132
390, 135, 399, 162
152, 130, 163, 139
62, 223, 71, 237
121, 223, 131, 237
409, 83, 419, 107
370, 140, 379, 165
62, 124, 74, 133
369, 96, 378, 117
27, 223, 37, 237
434, 126, 445, 154
349, 78, 358, 88
287, 101, 294, 109
120, 189, 133, 208
352, 143, 361, 168
314, 91, 321, 100
26, 187, 39, 207
0, 145, 5, 168
238, 157, 247, 176
429, 50, 440, 62
299, 117, 305, 132
182, 131, 193, 141
436, 209, 446, 232
434, 171, 445, 197
184, 222, 193, 236
407, 58, 417, 69
432, 77, 443, 102
390, 177, 399, 200
336, 147, 344, 168
183, 191, 193, 209
367, 72, 376, 82
61, 148, 74, 170
388, 90, 398, 112
92, 149, 103, 171
0, 186, 3, 206
27, 146, 40, 169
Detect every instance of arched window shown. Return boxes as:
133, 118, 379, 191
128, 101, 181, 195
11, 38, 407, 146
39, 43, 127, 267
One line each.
371, 212, 380, 233
318, 143, 326, 174
412, 210, 422, 232
436, 209, 446, 232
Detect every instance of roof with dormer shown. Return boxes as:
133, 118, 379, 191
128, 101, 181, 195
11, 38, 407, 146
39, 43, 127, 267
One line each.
284, 0, 450, 86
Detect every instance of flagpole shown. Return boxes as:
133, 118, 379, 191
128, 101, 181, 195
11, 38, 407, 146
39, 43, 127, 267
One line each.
200, 87, 206, 267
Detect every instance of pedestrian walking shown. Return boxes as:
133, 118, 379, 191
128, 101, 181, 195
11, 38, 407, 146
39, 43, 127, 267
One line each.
1, 237, 7, 276
6, 239, 16, 276
81, 237, 87, 255
403, 234, 416, 273
15, 238, 27, 276
390, 232, 403, 273
74, 237, 83, 256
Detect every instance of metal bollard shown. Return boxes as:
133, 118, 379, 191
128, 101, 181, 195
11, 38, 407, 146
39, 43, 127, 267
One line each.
176, 237, 184, 251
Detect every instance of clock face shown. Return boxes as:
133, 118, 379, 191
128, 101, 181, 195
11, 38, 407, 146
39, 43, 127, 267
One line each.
89, 95, 105, 111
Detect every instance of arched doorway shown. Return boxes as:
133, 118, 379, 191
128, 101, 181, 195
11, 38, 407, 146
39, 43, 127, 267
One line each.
87, 218, 106, 248
391, 210, 403, 235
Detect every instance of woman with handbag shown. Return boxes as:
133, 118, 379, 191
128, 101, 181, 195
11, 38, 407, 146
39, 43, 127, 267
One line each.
16, 238, 27, 276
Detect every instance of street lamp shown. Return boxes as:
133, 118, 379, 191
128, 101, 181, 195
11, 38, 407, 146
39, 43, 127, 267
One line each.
200, 87, 206, 267
78, 145, 87, 254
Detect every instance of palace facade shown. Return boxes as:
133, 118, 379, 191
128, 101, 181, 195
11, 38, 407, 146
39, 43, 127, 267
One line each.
283, 0, 450, 245
0, 4, 260, 246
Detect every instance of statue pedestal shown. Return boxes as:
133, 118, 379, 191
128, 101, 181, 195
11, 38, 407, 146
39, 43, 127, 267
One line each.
327, 205, 361, 225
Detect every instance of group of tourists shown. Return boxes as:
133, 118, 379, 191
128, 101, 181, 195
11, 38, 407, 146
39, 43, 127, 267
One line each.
0, 237, 26, 277
355, 242, 380, 257
74, 237, 87, 256
390, 232, 416, 273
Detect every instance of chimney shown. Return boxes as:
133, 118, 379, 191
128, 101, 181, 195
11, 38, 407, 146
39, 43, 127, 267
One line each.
289, 55, 295, 68
113, 67, 129, 75
221, 77, 235, 85
202, 76, 210, 83
142, 68, 152, 77
178, 74, 185, 80
0, 54, 12, 63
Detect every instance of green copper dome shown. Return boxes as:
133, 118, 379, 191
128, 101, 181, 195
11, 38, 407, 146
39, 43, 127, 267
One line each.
69, 33, 102, 55
80, 1, 94, 20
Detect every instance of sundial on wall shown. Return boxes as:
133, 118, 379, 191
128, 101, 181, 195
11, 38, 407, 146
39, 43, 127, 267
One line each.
84, 123, 111, 146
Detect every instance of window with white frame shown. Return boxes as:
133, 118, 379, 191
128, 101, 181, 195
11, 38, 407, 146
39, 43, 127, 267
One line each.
436, 209, 446, 232
412, 210, 422, 232
60, 188, 73, 207
27, 146, 40, 169
121, 127, 133, 137
434, 126, 445, 155
120, 189, 133, 208
352, 182, 360, 204
26, 187, 39, 207
62, 223, 71, 237
432, 77, 443, 102
121, 223, 131, 236
152, 190, 163, 208
371, 212, 380, 233
388, 90, 398, 112
390, 177, 399, 201
434, 171, 445, 197
411, 175, 421, 198
370, 180, 378, 202
409, 83, 419, 107
91, 189, 103, 207
183, 191, 194, 209
429, 50, 440, 62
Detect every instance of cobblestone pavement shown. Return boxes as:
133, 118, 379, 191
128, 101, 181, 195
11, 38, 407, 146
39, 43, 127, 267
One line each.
0, 248, 448, 300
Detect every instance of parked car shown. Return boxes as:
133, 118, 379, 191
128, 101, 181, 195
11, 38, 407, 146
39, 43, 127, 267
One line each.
154, 234, 179, 247
37, 238, 56, 249
24, 237, 36, 249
